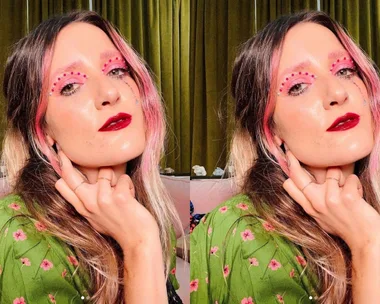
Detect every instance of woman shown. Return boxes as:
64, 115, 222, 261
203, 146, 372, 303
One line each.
0, 11, 183, 303
191, 11, 380, 304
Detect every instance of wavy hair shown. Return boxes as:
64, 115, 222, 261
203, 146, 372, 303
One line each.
230, 11, 380, 304
2, 10, 182, 303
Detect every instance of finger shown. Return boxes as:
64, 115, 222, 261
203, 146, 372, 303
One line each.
97, 167, 113, 203
342, 174, 363, 203
58, 149, 89, 199
285, 149, 316, 197
114, 174, 135, 199
325, 167, 342, 207
55, 179, 90, 216
283, 179, 319, 217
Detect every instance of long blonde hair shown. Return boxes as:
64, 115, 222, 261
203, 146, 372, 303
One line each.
230, 11, 380, 304
2, 11, 182, 303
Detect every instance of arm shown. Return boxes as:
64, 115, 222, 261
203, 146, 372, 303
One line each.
122, 231, 168, 304
351, 239, 380, 303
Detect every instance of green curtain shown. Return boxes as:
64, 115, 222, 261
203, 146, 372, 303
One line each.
0, 0, 190, 174
0, 0, 28, 147
321, 0, 380, 68
190, 0, 318, 175
94, 0, 191, 173
0, 0, 89, 150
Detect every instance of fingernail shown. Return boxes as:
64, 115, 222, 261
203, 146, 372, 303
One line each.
57, 155, 63, 168
56, 143, 61, 151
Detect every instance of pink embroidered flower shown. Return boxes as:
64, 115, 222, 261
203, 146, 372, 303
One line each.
13, 298, 26, 304
249, 257, 259, 266
205, 277, 209, 284
48, 294, 56, 303
241, 229, 254, 241
276, 294, 284, 303
236, 203, 249, 210
67, 255, 79, 266
40, 259, 53, 271
190, 279, 199, 292
219, 206, 228, 213
62, 269, 68, 278
201, 217, 206, 223
241, 297, 254, 304
210, 246, 219, 255
0, 265, 2, 275
8, 203, 21, 210
13, 229, 27, 241
170, 268, 176, 275
208, 227, 212, 235
20, 258, 31, 266
296, 255, 307, 266
262, 221, 275, 231
268, 259, 282, 271
34, 221, 47, 232
223, 265, 230, 277
290, 268, 295, 278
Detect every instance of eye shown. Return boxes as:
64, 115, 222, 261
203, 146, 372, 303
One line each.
108, 67, 129, 79
61, 83, 80, 96
336, 67, 356, 78
288, 83, 308, 96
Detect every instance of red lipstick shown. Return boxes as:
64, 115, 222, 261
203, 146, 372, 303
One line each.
326, 112, 360, 132
99, 112, 132, 132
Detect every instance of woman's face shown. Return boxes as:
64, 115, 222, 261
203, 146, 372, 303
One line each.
45, 22, 146, 167
273, 22, 374, 168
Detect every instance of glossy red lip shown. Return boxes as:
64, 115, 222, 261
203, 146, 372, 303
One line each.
99, 112, 132, 132
326, 112, 360, 132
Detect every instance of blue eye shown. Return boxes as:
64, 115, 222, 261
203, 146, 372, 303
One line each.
288, 83, 308, 96
336, 67, 356, 78
108, 68, 129, 79
60, 83, 80, 96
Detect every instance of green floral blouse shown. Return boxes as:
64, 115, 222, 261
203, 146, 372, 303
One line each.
190, 194, 319, 304
0, 194, 179, 303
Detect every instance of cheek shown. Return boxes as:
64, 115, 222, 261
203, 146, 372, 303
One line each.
274, 102, 324, 141
45, 103, 95, 139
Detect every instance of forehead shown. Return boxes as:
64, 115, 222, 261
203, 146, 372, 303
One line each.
278, 22, 345, 71
50, 22, 116, 70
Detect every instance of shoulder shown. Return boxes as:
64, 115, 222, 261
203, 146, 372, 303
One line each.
191, 194, 318, 303
0, 194, 90, 302
192, 194, 271, 246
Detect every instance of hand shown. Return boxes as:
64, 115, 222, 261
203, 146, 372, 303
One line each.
54, 148, 160, 251
282, 148, 380, 251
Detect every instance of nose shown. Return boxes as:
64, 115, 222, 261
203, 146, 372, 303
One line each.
323, 76, 348, 110
95, 77, 121, 110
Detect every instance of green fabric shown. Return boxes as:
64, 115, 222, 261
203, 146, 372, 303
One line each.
190, 194, 319, 304
0, 194, 91, 303
94, 0, 191, 173
0, 194, 179, 302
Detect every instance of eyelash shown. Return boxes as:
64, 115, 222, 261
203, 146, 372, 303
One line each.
60, 67, 129, 96
287, 66, 357, 97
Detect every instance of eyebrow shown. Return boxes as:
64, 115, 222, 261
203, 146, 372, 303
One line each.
50, 50, 123, 81
328, 50, 350, 60
278, 50, 351, 80
279, 60, 311, 80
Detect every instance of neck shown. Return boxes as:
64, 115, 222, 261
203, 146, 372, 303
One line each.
303, 163, 355, 184
77, 163, 127, 185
